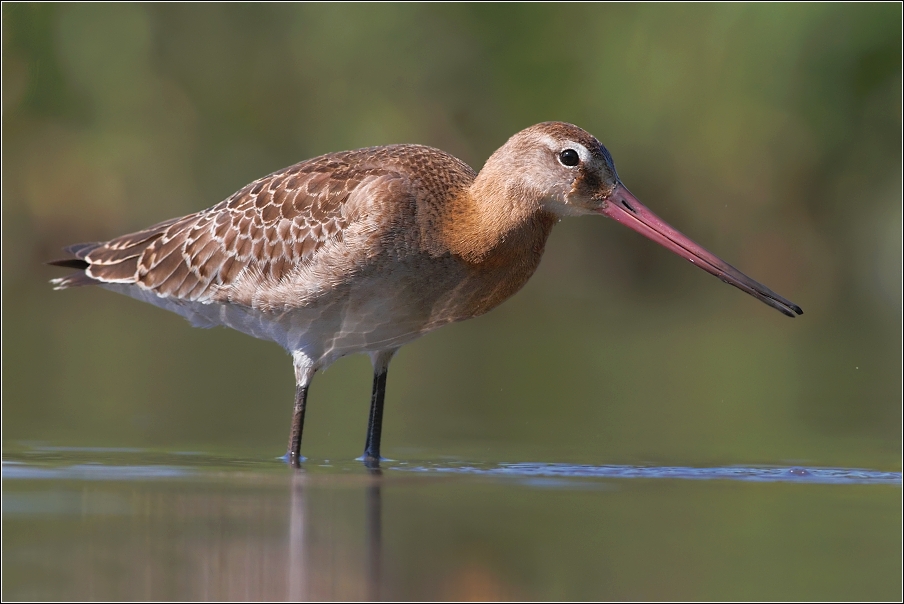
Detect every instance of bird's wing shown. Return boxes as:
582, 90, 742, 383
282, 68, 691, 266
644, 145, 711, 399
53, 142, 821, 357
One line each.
68, 152, 398, 304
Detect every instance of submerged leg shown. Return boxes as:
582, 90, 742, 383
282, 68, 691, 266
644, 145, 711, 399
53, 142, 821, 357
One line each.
287, 351, 315, 463
363, 349, 397, 464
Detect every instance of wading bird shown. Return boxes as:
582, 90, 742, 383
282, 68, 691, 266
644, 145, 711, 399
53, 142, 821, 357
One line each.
51, 122, 802, 464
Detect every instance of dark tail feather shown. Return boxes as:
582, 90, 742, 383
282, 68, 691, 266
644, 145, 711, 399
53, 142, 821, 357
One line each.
49, 241, 103, 288
47, 258, 90, 270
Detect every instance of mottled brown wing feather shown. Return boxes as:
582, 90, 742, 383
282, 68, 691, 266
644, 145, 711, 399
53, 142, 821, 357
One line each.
55, 144, 477, 303
80, 151, 391, 302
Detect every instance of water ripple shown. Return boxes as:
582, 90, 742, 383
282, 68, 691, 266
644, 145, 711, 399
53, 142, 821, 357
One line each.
396, 462, 902, 485
2, 450, 900, 487
2, 462, 191, 481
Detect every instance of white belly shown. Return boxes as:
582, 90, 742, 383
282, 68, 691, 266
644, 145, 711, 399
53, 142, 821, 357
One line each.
102, 262, 472, 370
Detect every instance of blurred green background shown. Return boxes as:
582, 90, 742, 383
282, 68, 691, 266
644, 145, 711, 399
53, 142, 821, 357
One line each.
2, 3, 901, 468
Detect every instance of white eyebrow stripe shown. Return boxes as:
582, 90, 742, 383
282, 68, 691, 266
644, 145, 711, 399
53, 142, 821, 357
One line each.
563, 140, 592, 163
538, 134, 591, 163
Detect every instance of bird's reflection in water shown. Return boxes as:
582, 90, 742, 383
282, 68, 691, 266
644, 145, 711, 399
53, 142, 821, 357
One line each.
288, 469, 307, 600
365, 462, 383, 602
288, 460, 384, 601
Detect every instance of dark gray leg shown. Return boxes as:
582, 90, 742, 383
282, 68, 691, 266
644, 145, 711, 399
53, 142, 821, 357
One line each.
287, 352, 315, 465
287, 383, 309, 463
363, 349, 396, 464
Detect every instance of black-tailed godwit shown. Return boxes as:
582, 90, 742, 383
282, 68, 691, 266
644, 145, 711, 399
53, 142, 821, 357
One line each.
50, 122, 802, 464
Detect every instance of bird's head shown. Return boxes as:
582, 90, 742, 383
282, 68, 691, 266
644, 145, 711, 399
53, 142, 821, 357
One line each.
482, 121, 619, 217
481, 121, 803, 317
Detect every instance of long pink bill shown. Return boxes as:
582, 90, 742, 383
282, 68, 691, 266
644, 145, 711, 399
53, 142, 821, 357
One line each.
598, 183, 803, 318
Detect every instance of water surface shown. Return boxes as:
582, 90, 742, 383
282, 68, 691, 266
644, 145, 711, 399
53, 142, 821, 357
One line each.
3, 447, 900, 600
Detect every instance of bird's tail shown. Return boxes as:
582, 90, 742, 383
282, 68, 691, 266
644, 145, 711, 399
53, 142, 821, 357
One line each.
48, 242, 103, 289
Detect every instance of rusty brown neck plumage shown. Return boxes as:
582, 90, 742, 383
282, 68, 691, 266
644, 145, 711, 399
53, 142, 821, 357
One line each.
439, 156, 556, 265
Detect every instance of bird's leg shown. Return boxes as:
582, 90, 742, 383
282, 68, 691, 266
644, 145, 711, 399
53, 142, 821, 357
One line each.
287, 351, 315, 465
363, 349, 397, 465
362, 372, 387, 465
287, 384, 309, 464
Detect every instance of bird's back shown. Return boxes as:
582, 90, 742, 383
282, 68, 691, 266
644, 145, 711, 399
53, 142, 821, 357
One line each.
56, 145, 470, 299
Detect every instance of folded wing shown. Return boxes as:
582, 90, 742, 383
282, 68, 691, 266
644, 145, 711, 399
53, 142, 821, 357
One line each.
51, 153, 386, 304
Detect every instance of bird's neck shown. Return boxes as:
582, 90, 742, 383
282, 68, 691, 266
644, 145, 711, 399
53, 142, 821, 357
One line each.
440, 168, 557, 264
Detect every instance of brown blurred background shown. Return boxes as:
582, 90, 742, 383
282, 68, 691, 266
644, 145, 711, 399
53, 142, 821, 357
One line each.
3, 4, 901, 468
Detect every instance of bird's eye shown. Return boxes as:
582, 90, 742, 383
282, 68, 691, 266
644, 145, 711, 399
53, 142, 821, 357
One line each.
559, 149, 580, 167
